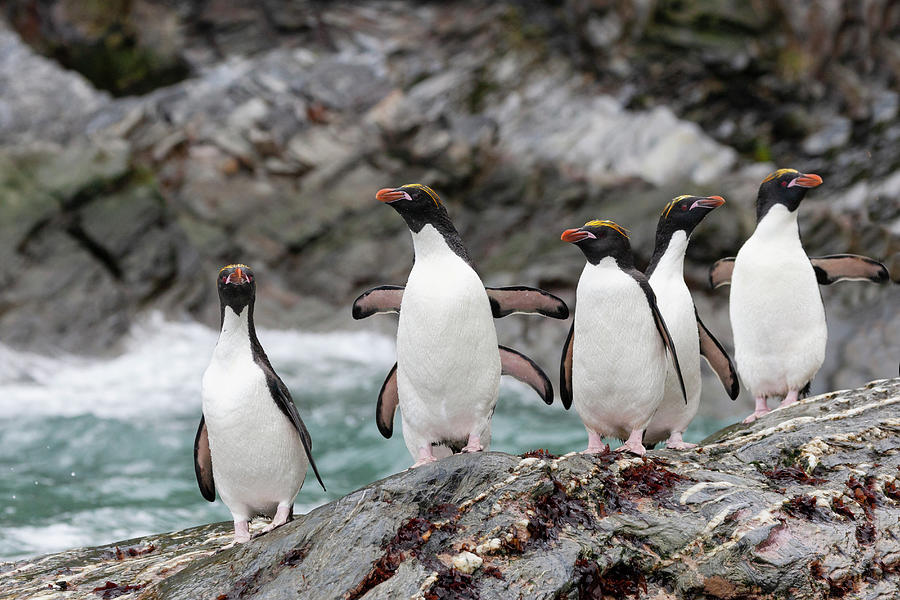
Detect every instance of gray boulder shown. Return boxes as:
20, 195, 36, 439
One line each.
4, 378, 900, 599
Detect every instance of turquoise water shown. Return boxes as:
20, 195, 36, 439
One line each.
0, 315, 727, 561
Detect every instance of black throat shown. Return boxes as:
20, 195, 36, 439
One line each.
581, 244, 635, 269
400, 207, 472, 265
645, 229, 687, 278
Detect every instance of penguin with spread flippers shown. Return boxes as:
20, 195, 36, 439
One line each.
643, 196, 739, 450
560, 220, 687, 456
353, 184, 567, 467
709, 169, 889, 423
195, 264, 325, 543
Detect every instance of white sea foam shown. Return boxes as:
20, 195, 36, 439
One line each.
0, 312, 396, 420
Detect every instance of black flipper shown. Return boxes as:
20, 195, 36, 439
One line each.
376, 363, 399, 439
695, 309, 739, 400
499, 345, 553, 405
254, 352, 326, 491
635, 277, 688, 404
485, 286, 569, 319
193, 416, 215, 502
810, 254, 890, 285
559, 323, 574, 410
352, 285, 404, 319
709, 257, 735, 289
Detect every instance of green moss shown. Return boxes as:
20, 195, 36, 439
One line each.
467, 68, 499, 113
52, 34, 190, 97
752, 138, 772, 163
499, 6, 547, 52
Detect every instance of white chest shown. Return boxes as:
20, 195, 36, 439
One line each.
397, 225, 498, 365
394, 225, 500, 451
572, 258, 667, 436
729, 205, 827, 394
200, 307, 306, 517
648, 232, 701, 388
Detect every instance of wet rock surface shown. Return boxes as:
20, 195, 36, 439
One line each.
3, 378, 900, 599
0, 2, 897, 391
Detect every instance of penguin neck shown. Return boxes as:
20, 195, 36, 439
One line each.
753, 203, 800, 243
215, 303, 258, 362
411, 223, 472, 265
646, 230, 688, 280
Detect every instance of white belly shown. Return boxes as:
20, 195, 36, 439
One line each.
202, 355, 306, 520
572, 259, 667, 440
396, 233, 500, 458
730, 215, 826, 398
645, 271, 702, 444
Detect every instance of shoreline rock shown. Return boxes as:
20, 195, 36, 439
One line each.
4, 378, 899, 599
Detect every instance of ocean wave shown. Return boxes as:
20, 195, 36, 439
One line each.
0, 312, 396, 420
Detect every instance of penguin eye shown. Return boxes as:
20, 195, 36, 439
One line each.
680, 204, 688, 211
781, 181, 787, 187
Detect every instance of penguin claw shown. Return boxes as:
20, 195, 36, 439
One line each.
665, 440, 697, 450
616, 441, 646, 457
229, 520, 251, 545
742, 409, 770, 424
581, 444, 609, 455
461, 435, 484, 453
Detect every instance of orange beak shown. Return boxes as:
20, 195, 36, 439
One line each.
789, 173, 823, 188
376, 188, 409, 203
226, 267, 249, 285
690, 195, 726, 210
561, 228, 596, 243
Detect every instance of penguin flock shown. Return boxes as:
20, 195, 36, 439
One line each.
195, 170, 891, 542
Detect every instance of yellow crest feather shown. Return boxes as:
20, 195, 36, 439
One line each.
219, 263, 251, 273
662, 195, 693, 218
400, 183, 442, 207
762, 168, 799, 183
583, 220, 629, 238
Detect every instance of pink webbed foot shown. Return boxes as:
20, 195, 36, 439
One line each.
261, 505, 292, 534
664, 432, 697, 450
224, 520, 250, 546
581, 430, 609, 454
778, 389, 800, 409
743, 396, 770, 424
616, 430, 647, 457
461, 434, 483, 453
411, 445, 438, 468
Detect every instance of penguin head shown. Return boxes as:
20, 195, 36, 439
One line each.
561, 220, 633, 266
657, 195, 726, 238
375, 184, 453, 233
756, 168, 822, 220
217, 264, 255, 314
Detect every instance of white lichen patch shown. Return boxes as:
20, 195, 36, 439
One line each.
702, 508, 733, 536
452, 551, 483, 573
706, 393, 900, 450
799, 437, 830, 471
413, 572, 440, 600
475, 538, 502, 555
679, 481, 736, 505
805, 488, 845, 507
517, 457, 545, 469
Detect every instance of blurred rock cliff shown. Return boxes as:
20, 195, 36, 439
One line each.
0, 1, 897, 414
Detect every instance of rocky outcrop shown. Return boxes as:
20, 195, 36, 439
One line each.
4, 378, 900, 599
0, 2, 896, 392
